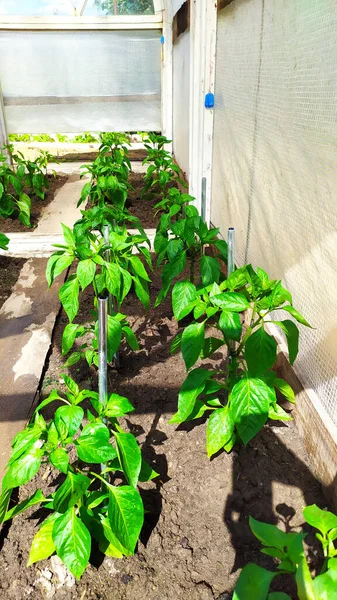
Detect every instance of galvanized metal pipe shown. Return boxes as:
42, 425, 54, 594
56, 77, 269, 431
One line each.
98, 296, 108, 477
228, 227, 235, 276
103, 224, 120, 369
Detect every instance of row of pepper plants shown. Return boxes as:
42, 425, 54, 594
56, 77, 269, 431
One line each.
0, 133, 335, 598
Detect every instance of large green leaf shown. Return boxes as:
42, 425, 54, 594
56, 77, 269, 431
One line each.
27, 515, 57, 566
62, 323, 81, 355
54, 405, 84, 438
75, 422, 117, 464
295, 557, 316, 600
4, 489, 46, 522
54, 472, 90, 513
282, 320, 299, 365
200, 255, 220, 286
0, 488, 11, 525
105, 262, 121, 297
129, 255, 151, 282
170, 368, 213, 424
114, 432, 142, 488
274, 378, 296, 403
3, 446, 44, 490
59, 276, 80, 323
230, 376, 272, 444
282, 305, 312, 327
105, 394, 135, 418
50, 448, 69, 474
133, 276, 150, 309
46, 253, 73, 287
303, 504, 337, 536
53, 507, 91, 579
245, 328, 277, 376
77, 259, 96, 291
268, 594, 292, 600
107, 484, 144, 554
107, 316, 123, 362
181, 321, 205, 370
233, 564, 275, 600
172, 280, 197, 320
211, 292, 250, 312
219, 310, 242, 341
206, 407, 234, 457
249, 516, 288, 551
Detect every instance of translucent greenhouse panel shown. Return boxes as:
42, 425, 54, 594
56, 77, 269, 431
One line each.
83, 0, 155, 16
0, 30, 161, 133
211, 0, 337, 424
0, 0, 71, 16
173, 30, 190, 179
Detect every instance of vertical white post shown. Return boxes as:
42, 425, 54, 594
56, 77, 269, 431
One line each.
0, 78, 9, 155
189, 0, 217, 223
161, 4, 173, 145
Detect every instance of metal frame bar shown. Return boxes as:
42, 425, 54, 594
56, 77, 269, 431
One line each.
161, 3, 173, 140
0, 15, 162, 30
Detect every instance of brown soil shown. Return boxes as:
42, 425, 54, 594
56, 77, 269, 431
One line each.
56, 150, 147, 163
0, 256, 26, 310
1, 175, 68, 233
0, 264, 329, 600
127, 172, 158, 228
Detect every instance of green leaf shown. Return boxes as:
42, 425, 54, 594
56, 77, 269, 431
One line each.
268, 594, 292, 600
54, 472, 90, 513
62, 323, 81, 355
107, 485, 144, 554
53, 507, 91, 579
219, 310, 242, 341
181, 321, 205, 370
54, 405, 84, 438
80, 181, 91, 202
129, 255, 151, 282
249, 516, 288, 551
59, 276, 80, 323
0, 488, 11, 525
170, 368, 212, 424
282, 320, 299, 365
282, 305, 312, 327
107, 316, 122, 362
303, 504, 337, 536
105, 394, 134, 418
27, 516, 57, 566
133, 276, 150, 309
313, 566, 337, 600
230, 376, 273, 444
3, 446, 44, 490
138, 459, 159, 482
50, 448, 69, 474
211, 292, 250, 312
245, 328, 277, 376
75, 422, 117, 464
268, 403, 292, 422
46, 253, 73, 287
200, 255, 221, 286
114, 432, 142, 488
172, 280, 197, 320
4, 489, 46, 522
62, 374, 79, 398
295, 557, 316, 600
206, 407, 235, 457
77, 259, 96, 291
233, 564, 275, 600
274, 378, 295, 403
201, 337, 225, 359
105, 262, 121, 297
0, 232, 9, 251
122, 325, 139, 351
64, 351, 82, 367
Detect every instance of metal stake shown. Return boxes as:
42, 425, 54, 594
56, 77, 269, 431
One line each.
98, 296, 108, 477
228, 227, 235, 276
103, 224, 120, 369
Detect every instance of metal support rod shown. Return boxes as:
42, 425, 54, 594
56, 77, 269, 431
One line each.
228, 227, 235, 276
98, 296, 108, 477
103, 224, 120, 369
201, 177, 206, 222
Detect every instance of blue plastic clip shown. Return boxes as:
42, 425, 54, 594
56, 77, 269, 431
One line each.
205, 92, 215, 108
160, 35, 165, 44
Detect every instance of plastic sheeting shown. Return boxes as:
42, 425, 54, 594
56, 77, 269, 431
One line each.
173, 30, 190, 179
0, 30, 161, 132
211, 0, 337, 424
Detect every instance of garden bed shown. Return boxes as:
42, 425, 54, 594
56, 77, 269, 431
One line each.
0, 261, 328, 600
0, 256, 26, 310
0, 175, 68, 233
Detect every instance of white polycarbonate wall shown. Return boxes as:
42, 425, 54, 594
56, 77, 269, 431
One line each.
211, 0, 337, 425
173, 29, 190, 179
0, 29, 161, 133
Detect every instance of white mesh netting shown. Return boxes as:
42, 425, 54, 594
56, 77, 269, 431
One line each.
0, 30, 161, 132
211, 0, 337, 423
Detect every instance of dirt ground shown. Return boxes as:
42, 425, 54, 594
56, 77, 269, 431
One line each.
126, 172, 159, 228
0, 256, 26, 310
1, 175, 68, 233
0, 263, 329, 600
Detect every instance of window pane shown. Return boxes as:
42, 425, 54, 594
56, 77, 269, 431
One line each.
84, 0, 155, 16
0, 0, 72, 16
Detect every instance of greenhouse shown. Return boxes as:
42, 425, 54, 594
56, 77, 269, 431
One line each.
0, 1, 336, 598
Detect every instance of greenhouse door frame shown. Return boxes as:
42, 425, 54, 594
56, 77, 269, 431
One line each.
189, 0, 217, 224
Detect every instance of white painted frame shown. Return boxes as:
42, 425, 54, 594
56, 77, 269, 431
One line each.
188, 0, 217, 223
161, 1, 173, 141
0, 79, 9, 154
0, 15, 162, 30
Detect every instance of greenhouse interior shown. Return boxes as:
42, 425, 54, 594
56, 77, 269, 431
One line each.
0, 0, 336, 598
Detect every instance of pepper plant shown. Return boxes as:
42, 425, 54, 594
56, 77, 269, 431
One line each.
47, 221, 151, 367
154, 213, 228, 306
10, 146, 56, 200
142, 133, 186, 199
170, 263, 311, 455
233, 504, 337, 599
79, 153, 129, 210
0, 376, 158, 579
0, 149, 32, 232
